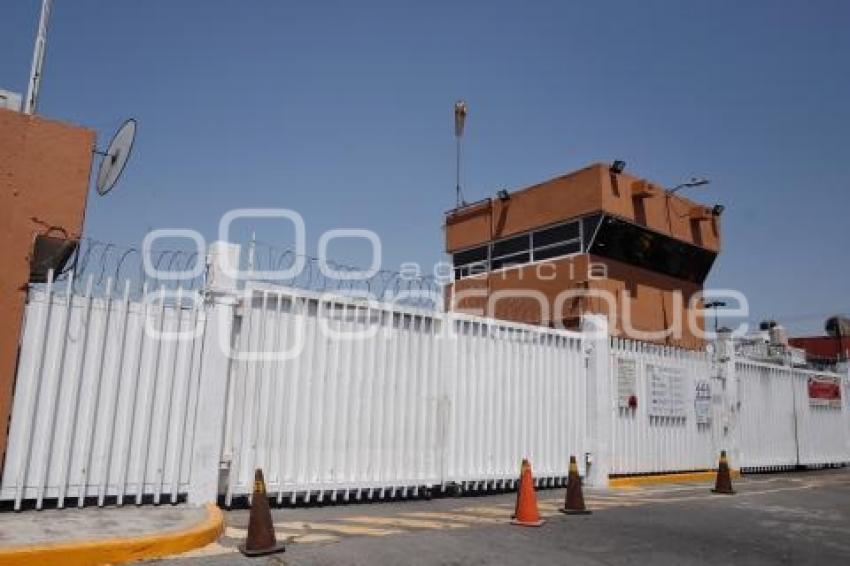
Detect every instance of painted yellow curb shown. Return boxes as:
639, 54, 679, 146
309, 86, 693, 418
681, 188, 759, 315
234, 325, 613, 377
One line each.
610, 469, 741, 488
0, 503, 224, 566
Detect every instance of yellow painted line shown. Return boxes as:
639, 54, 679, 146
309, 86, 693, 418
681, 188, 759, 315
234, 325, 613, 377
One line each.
401, 512, 506, 525
461, 503, 559, 518
582, 500, 632, 509
0, 503, 223, 566
343, 516, 468, 530
225, 526, 338, 544
603, 478, 829, 505
609, 469, 741, 488
537, 502, 561, 515
457, 506, 513, 518
542, 496, 641, 506
171, 542, 235, 558
275, 521, 403, 536
288, 533, 340, 544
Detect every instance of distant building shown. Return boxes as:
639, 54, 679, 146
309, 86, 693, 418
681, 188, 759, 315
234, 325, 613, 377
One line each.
443, 162, 722, 349
790, 316, 850, 370
736, 321, 807, 367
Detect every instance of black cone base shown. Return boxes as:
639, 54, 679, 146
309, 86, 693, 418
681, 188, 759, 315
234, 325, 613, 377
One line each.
560, 508, 592, 515
238, 543, 287, 557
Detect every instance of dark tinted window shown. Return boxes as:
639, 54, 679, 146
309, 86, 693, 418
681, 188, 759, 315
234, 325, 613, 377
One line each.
453, 245, 488, 267
533, 222, 579, 248
492, 235, 530, 258
582, 214, 603, 251
588, 216, 716, 283
533, 240, 581, 261
491, 252, 530, 271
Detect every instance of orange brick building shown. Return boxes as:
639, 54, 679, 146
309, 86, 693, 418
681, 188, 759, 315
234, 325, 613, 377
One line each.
444, 162, 722, 349
0, 108, 94, 464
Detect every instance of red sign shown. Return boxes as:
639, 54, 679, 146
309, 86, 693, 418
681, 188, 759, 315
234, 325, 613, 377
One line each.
808, 376, 842, 408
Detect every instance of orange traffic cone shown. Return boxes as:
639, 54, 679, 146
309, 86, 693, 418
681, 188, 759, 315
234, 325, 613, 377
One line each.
238, 469, 286, 556
561, 455, 591, 515
512, 459, 545, 527
711, 450, 735, 495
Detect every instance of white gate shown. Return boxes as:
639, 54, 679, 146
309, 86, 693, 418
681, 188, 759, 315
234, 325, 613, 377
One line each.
609, 339, 719, 475
221, 285, 590, 502
0, 276, 206, 509
736, 360, 850, 470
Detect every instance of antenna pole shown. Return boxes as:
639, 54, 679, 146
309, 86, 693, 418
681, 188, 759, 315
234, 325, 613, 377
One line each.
453, 100, 467, 208
248, 231, 257, 273
24, 0, 53, 115
455, 136, 462, 207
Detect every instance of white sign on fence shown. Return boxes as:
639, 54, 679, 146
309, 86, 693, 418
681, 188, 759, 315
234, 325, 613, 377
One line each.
694, 380, 711, 424
646, 364, 686, 418
616, 358, 637, 408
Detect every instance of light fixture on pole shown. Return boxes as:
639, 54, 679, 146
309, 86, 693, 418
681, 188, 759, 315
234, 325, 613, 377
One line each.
670, 177, 710, 194
454, 100, 467, 208
665, 176, 711, 232
705, 300, 727, 334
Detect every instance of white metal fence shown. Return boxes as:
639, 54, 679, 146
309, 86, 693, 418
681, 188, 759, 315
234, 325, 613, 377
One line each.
735, 360, 850, 471
221, 286, 589, 502
445, 317, 587, 489
0, 277, 206, 510
2, 256, 849, 510
609, 339, 720, 475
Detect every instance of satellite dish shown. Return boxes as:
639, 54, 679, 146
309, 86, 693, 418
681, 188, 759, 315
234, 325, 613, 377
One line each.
95, 118, 136, 195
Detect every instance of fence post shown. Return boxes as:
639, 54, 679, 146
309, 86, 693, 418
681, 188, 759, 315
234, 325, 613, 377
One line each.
582, 314, 611, 487
841, 362, 850, 461
715, 329, 740, 467
187, 241, 241, 505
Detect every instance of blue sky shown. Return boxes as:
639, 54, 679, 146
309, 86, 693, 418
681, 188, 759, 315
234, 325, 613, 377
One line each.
2, 0, 848, 334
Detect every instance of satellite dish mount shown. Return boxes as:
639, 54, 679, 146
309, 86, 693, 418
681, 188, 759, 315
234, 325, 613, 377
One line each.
94, 118, 137, 196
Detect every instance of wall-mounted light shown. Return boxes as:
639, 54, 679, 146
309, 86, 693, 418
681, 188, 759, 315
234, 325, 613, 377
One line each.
610, 160, 626, 174
712, 204, 725, 217
496, 189, 510, 201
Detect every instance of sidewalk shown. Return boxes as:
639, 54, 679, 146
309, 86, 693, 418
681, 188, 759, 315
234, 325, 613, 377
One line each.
0, 503, 222, 566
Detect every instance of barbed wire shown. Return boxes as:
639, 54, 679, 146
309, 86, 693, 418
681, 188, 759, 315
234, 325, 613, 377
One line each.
248, 240, 443, 310
32, 237, 445, 311
26, 237, 205, 300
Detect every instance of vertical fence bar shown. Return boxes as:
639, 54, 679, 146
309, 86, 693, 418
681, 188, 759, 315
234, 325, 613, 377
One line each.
76, 277, 115, 507
13, 271, 56, 510
135, 285, 168, 504
117, 282, 149, 506
53, 275, 95, 509
98, 279, 132, 506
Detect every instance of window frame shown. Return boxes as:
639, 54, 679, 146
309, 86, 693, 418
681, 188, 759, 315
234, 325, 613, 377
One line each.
451, 215, 597, 280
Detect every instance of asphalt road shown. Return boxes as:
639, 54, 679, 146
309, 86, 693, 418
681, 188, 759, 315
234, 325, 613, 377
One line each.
151, 468, 850, 565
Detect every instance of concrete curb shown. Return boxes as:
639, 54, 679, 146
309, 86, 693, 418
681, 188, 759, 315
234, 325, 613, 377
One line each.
610, 469, 742, 488
0, 503, 224, 566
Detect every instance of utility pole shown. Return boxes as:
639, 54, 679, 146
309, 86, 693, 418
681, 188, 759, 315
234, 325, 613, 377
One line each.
24, 0, 53, 115
454, 100, 467, 208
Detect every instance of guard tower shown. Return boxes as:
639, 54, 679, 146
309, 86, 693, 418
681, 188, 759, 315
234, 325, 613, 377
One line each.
444, 162, 722, 349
